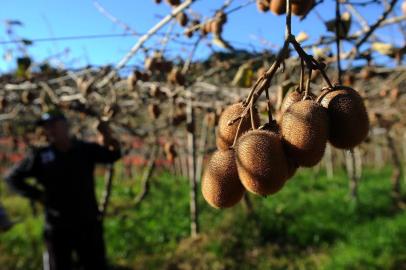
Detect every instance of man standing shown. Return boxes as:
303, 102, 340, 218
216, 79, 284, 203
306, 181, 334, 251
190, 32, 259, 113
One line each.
5, 109, 121, 270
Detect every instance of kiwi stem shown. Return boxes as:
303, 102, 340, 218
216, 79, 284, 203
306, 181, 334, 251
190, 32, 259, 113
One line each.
303, 68, 312, 100
335, 0, 343, 84
265, 87, 274, 123
231, 115, 245, 148
299, 58, 305, 92
249, 101, 256, 130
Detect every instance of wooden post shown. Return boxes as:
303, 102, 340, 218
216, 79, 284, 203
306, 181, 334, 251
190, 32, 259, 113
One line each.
196, 118, 209, 183
385, 130, 402, 206
186, 90, 199, 237
325, 143, 334, 180
403, 133, 406, 184
345, 149, 358, 201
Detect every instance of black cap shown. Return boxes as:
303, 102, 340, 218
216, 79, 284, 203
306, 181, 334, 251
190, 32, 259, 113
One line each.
37, 109, 66, 126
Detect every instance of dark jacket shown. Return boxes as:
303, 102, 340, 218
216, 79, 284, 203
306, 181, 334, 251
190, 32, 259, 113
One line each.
4, 139, 121, 225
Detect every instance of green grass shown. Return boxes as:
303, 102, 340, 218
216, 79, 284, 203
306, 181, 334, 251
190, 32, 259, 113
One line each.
0, 165, 405, 269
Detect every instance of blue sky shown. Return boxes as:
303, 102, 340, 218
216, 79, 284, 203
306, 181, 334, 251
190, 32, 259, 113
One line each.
0, 0, 404, 73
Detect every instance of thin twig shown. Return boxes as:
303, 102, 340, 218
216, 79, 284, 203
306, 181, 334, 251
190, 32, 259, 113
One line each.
97, 0, 196, 87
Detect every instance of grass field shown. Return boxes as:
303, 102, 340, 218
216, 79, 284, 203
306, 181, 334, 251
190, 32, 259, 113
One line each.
0, 165, 405, 270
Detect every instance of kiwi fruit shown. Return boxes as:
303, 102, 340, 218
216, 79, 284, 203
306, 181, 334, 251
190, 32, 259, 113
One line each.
168, 68, 185, 86
235, 130, 289, 196
291, 0, 314, 16
21, 91, 35, 105
149, 84, 163, 98
270, 0, 314, 16
201, 149, 245, 208
176, 12, 188, 27
320, 87, 369, 149
270, 0, 286, 15
216, 103, 260, 150
165, 0, 180, 7
148, 104, 161, 119
257, 0, 270, 12
280, 90, 315, 114
281, 100, 329, 167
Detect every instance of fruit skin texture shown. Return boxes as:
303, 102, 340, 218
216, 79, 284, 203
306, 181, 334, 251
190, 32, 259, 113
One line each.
280, 90, 316, 114
216, 103, 260, 150
281, 100, 329, 167
320, 87, 369, 149
235, 130, 289, 196
201, 150, 245, 208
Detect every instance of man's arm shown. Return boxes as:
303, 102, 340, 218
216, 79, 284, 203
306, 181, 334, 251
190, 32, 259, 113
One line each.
87, 141, 122, 164
4, 149, 44, 201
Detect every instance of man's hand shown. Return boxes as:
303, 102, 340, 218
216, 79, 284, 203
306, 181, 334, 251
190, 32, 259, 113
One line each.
95, 120, 120, 152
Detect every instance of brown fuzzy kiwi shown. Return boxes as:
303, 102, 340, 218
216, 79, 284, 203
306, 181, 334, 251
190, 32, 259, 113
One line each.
280, 90, 316, 114
201, 149, 245, 208
257, 0, 270, 12
176, 12, 188, 27
216, 103, 260, 150
127, 70, 141, 90
281, 100, 329, 167
167, 68, 185, 86
165, 0, 180, 7
148, 104, 161, 119
149, 84, 163, 98
270, 0, 286, 15
21, 91, 35, 105
319, 87, 369, 149
235, 130, 289, 196
292, 0, 314, 16
271, 0, 314, 15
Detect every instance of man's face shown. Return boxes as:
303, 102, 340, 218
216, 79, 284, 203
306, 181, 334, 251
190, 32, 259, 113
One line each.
42, 119, 69, 144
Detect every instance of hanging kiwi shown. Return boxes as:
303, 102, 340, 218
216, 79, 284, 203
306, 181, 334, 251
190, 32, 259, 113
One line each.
21, 91, 35, 105
280, 90, 316, 114
201, 149, 245, 208
270, 0, 286, 15
281, 100, 329, 167
257, 0, 270, 12
271, 0, 314, 16
291, 0, 315, 16
127, 70, 142, 90
165, 0, 180, 7
319, 87, 369, 149
235, 130, 289, 196
167, 68, 185, 86
176, 12, 188, 27
148, 104, 161, 119
216, 103, 260, 150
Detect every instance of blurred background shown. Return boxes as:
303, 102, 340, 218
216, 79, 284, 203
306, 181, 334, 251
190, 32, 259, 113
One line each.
0, 0, 406, 269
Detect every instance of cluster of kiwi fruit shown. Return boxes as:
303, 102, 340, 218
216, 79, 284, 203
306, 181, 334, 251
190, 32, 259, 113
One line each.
202, 85, 369, 209
184, 11, 227, 39
257, 0, 314, 16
